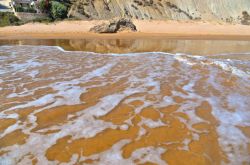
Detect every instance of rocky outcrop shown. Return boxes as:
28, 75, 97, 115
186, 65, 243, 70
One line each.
241, 11, 250, 25
68, 0, 250, 24
90, 18, 137, 33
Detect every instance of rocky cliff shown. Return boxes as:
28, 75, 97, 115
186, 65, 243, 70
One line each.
68, 0, 250, 24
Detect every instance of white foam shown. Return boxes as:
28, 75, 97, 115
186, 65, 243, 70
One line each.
131, 147, 167, 165
7, 93, 18, 98
140, 118, 166, 128
9, 59, 43, 72
1, 45, 250, 164
119, 124, 129, 130
209, 97, 250, 164
0, 158, 15, 165
217, 125, 250, 164
183, 81, 195, 92
174, 55, 196, 66
160, 96, 174, 107
28, 70, 39, 78
8, 94, 55, 110
0, 113, 19, 119
179, 138, 191, 151
79, 63, 115, 80
0, 122, 20, 138
213, 61, 250, 78
88, 94, 127, 117
45, 115, 116, 139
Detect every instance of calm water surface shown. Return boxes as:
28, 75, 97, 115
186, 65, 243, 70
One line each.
0, 39, 250, 165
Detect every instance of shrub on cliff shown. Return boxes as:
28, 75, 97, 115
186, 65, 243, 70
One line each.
0, 12, 21, 27
50, 1, 67, 20
37, 0, 50, 13
15, 6, 37, 13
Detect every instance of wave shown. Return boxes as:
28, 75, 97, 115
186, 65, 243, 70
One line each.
0, 44, 250, 164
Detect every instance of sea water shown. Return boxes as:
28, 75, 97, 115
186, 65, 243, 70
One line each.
0, 44, 249, 165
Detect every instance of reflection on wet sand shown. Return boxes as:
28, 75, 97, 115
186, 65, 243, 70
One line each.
1, 39, 250, 55
0, 44, 250, 165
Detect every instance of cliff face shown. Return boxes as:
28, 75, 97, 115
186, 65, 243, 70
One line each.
68, 0, 250, 24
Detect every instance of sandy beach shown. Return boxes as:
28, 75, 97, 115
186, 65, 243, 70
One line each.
0, 20, 250, 40
1, 13, 250, 165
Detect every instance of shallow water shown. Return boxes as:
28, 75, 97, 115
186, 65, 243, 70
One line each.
0, 42, 250, 165
2, 39, 250, 55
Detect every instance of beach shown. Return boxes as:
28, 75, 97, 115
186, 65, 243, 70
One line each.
0, 20, 250, 40
1, 17, 250, 165
2, 0, 250, 163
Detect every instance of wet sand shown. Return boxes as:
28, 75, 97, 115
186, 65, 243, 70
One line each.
0, 20, 250, 40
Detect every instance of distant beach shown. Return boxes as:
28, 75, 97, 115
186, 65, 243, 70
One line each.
0, 20, 250, 40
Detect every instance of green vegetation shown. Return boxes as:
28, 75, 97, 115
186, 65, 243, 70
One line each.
0, 1, 69, 27
50, 1, 67, 20
37, 0, 50, 13
14, 6, 37, 13
0, 12, 21, 27
37, 0, 68, 20
30, 17, 53, 23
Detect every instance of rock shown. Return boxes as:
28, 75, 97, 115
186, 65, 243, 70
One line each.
241, 11, 250, 25
90, 18, 137, 33
69, 0, 250, 24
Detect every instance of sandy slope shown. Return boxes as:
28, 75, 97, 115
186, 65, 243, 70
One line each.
0, 20, 250, 40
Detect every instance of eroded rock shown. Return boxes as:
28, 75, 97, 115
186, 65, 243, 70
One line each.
90, 18, 137, 33
68, 0, 250, 24
241, 11, 250, 25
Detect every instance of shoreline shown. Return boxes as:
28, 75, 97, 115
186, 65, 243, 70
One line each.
1, 33, 250, 40
1, 20, 250, 40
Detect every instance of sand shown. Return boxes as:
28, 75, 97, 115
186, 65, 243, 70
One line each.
0, 20, 250, 40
